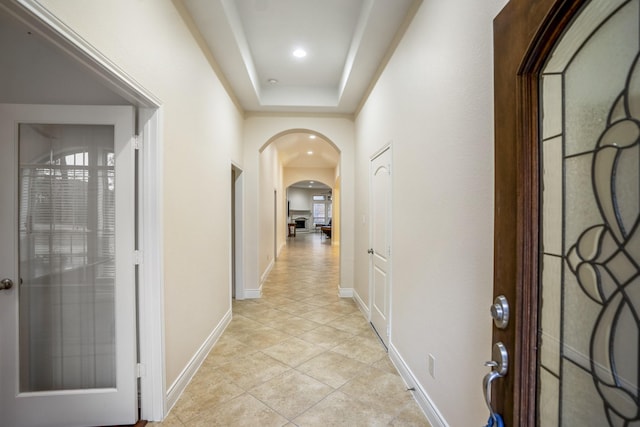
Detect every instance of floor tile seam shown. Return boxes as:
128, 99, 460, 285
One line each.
263, 354, 326, 370
294, 333, 351, 351
172, 391, 242, 426
287, 388, 346, 424
173, 386, 246, 425
338, 335, 390, 354
278, 322, 332, 339
329, 350, 389, 367
194, 366, 254, 397
260, 340, 330, 364
256, 306, 308, 318
340, 365, 415, 406
244, 376, 335, 423
228, 352, 294, 390
243, 390, 295, 423
388, 399, 432, 426
208, 353, 287, 386
335, 381, 415, 421
291, 366, 339, 391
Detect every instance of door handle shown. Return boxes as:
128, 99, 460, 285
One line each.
367, 248, 374, 254
0, 278, 13, 290
483, 342, 507, 427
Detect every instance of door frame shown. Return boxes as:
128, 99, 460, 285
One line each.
493, 0, 586, 425
231, 163, 244, 300
2, 0, 167, 421
368, 143, 392, 346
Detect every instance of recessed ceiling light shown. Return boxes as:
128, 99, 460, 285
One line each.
309, 135, 316, 139
267, 78, 278, 85
293, 48, 307, 58
307, 151, 313, 155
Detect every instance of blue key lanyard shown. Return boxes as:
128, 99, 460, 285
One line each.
485, 413, 504, 427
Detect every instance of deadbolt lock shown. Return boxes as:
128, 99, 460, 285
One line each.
490, 295, 509, 329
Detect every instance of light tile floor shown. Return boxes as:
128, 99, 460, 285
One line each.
151, 232, 430, 426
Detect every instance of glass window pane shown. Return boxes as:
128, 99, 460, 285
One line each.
19, 124, 116, 392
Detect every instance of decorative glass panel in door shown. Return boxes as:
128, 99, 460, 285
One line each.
538, 0, 640, 425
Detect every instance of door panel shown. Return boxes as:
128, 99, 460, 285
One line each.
370, 147, 391, 347
493, 0, 640, 425
0, 105, 137, 427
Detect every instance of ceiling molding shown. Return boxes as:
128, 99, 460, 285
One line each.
354, 0, 423, 117
181, 0, 421, 115
172, 0, 245, 115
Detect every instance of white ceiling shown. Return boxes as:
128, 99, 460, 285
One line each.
180, 0, 419, 115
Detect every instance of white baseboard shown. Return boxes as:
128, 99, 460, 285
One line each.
165, 308, 232, 415
388, 343, 448, 427
338, 286, 353, 298
260, 259, 274, 285
243, 286, 263, 299
353, 289, 369, 318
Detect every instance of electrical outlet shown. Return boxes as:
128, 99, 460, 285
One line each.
428, 354, 436, 379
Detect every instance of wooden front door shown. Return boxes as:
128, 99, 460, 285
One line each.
493, 0, 640, 425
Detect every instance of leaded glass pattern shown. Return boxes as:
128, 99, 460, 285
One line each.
539, 0, 640, 425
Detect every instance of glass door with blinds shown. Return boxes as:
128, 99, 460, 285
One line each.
0, 105, 137, 427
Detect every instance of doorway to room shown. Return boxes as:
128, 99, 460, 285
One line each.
0, 1, 165, 423
256, 130, 341, 294
287, 180, 333, 237
231, 164, 244, 300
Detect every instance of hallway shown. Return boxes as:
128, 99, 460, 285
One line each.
152, 232, 429, 426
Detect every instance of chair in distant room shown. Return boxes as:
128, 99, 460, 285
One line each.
320, 219, 332, 239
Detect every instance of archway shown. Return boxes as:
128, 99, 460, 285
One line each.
287, 179, 332, 235
257, 129, 341, 288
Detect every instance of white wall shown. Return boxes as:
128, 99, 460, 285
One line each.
258, 142, 281, 281
288, 187, 313, 212
244, 116, 355, 297
287, 187, 331, 213
0, 8, 127, 105
284, 167, 335, 190
354, 0, 508, 425
37, 0, 244, 396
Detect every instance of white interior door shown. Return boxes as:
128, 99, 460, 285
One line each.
370, 147, 391, 347
0, 104, 137, 427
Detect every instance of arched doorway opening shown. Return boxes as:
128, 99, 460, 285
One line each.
287, 179, 332, 236
257, 129, 341, 288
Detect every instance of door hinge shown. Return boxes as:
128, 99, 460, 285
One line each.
133, 250, 142, 265
133, 135, 142, 150
136, 363, 145, 378
388, 246, 391, 257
